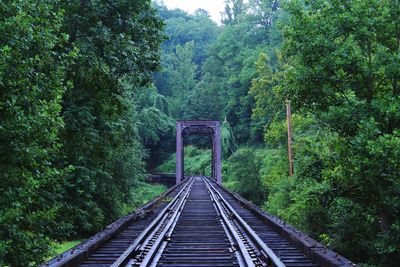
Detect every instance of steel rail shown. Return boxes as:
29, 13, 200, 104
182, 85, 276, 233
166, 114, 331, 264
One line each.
111, 177, 194, 267
204, 177, 286, 267
204, 177, 255, 267
146, 179, 198, 267
137, 178, 193, 267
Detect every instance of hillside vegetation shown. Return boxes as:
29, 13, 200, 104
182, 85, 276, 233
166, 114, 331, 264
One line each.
152, 1, 400, 266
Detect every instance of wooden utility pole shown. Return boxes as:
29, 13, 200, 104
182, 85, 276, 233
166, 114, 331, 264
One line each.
286, 99, 294, 176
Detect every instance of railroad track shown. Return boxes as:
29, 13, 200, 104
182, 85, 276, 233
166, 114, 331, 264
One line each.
44, 177, 354, 267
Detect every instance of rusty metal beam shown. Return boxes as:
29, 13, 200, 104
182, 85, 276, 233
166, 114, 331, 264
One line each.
175, 120, 222, 184
176, 121, 183, 184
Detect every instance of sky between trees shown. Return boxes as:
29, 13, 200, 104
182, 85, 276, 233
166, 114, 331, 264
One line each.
159, 0, 226, 23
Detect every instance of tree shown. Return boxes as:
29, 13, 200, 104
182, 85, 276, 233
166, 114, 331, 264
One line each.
201, 6, 279, 143
224, 148, 267, 205
153, 2, 220, 114
0, 0, 175, 265
58, 0, 164, 235
0, 1, 71, 265
154, 3, 219, 67
162, 41, 197, 117
136, 86, 175, 169
278, 0, 400, 264
183, 80, 224, 120
222, 0, 245, 25
250, 51, 288, 140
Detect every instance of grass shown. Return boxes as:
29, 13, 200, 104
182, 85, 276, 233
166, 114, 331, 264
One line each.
52, 240, 82, 255
121, 181, 167, 215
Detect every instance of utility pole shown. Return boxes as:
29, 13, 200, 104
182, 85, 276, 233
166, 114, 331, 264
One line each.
286, 99, 294, 176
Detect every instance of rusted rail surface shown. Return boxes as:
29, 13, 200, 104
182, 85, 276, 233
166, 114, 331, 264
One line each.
43, 177, 354, 267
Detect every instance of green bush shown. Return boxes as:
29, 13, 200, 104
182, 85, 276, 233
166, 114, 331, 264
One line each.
155, 146, 211, 176
223, 147, 270, 206
0, 2, 71, 265
122, 182, 167, 215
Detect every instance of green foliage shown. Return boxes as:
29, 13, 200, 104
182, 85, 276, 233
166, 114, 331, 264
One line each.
122, 182, 167, 215
222, 0, 243, 25
249, 51, 287, 136
155, 146, 211, 176
276, 1, 400, 264
245, 0, 400, 265
3, 0, 399, 265
153, 3, 219, 120
58, 0, 164, 237
53, 240, 82, 255
153, 1, 286, 137
259, 115, 351, 242
163, 41, 197, 117
327, 197, 376, 261
136, 86, 175, 169
198, 0, 286, 143
156, 3, 219, 66
201, 23, 261, 142
0, 0, 164, 265
0, 1, 71, 265
221, 120, 237, 156
223, 148, 268, 205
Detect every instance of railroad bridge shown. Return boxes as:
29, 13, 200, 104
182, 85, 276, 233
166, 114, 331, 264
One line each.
44, 121, 354, 267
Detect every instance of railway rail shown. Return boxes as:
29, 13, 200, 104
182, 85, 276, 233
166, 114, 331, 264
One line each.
44, 177, 354, 267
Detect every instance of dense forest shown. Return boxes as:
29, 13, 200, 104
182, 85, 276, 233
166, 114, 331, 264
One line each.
0, 0, 165, 265
0, 0, 399, 266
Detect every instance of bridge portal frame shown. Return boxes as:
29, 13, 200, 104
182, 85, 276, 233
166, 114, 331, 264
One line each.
176, 120, 222, 185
